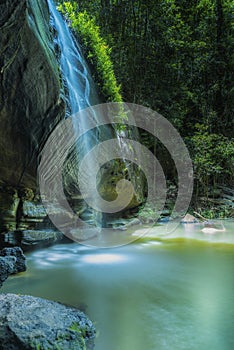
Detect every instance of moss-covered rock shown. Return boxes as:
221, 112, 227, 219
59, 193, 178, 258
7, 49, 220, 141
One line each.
0, 294, 95, 350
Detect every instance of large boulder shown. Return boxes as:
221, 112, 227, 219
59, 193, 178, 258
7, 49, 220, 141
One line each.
0, 294, 95, 350
0, 247, 26, 287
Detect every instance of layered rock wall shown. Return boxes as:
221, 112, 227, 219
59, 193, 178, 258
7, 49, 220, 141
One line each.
0, 0, 65, 231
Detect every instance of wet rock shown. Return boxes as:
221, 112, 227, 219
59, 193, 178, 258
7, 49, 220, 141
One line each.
16, 200, 48, 230
21, 230, 64, 249
111, 217, 141, 230
0, 184, 19, 231
0, 294, 96, 350
0, 247, 26, 288
0, 258, 13, 287
22, 201, 47, 218
96, 160, 145, 210
0, 230, 23, 248
0, 230, 64, 251
181, 213, 199, 223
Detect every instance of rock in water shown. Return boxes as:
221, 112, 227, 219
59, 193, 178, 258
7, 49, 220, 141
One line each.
0, 294, 96, 350
181, 213, 198, 223
0, 247, 26, 287
21, 230, 64, 249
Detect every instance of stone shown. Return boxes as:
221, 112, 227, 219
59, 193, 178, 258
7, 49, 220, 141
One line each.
15, 200, 48, 230
0, 258, 13, 287
0, 247, 26, 287
112, 217, 141, 230
181, 213, 198, 223
0, 230, 64, 251
0, 294, 96, 350
21, 230, 64, 249
0, 184, 19, 231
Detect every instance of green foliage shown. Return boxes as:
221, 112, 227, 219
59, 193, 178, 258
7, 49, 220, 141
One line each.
188, 124, 234, 196
196, 205, 234, 220
57, 0, 234, 216
70, 0, 233, 135
57, 2, 122, 102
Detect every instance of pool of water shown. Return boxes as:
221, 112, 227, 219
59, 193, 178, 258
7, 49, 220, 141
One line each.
1, 221, 234, 350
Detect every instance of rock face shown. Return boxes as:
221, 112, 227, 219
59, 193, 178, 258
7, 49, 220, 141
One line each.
0, 294, 96, 350
0, 0, 65, 231
0, 247, 26, 288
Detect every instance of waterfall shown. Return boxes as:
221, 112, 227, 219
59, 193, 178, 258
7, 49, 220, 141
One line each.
45, 0, 144, 239
47, 0, 98, 114
47, 0, 105, 227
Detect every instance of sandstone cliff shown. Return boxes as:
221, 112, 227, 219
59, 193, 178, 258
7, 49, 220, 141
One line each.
0, 0, 65, 231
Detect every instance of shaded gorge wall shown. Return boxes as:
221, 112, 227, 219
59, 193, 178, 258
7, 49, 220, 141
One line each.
0, 0, 65, 231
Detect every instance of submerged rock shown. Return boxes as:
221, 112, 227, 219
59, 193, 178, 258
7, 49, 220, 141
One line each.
0, 294, 96, 350
0, 247, 26, 288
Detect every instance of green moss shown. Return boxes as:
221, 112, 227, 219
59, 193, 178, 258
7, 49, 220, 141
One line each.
57, 2, 122, 103
31, 323, 87, 350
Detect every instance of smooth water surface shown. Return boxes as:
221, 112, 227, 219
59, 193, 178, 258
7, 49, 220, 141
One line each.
1, 222, 234, 350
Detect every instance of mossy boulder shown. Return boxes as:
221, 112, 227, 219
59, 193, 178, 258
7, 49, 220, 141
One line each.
0, 294, 95, 349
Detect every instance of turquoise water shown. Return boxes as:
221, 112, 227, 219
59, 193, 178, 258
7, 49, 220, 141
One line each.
1, 221, 234, 350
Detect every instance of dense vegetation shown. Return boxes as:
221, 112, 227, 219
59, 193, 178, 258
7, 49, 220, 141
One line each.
57, 0, 234, 217
57, 1, 122, 102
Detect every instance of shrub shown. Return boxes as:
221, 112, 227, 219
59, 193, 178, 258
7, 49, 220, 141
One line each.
188, 124, 234, 197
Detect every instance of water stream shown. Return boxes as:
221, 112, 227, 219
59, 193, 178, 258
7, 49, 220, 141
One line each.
2, 222, 234, 350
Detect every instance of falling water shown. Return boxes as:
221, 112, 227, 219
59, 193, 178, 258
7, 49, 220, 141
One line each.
47, 0, 105, 227
48, 0, 98, 114
46, 0, 143, 235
